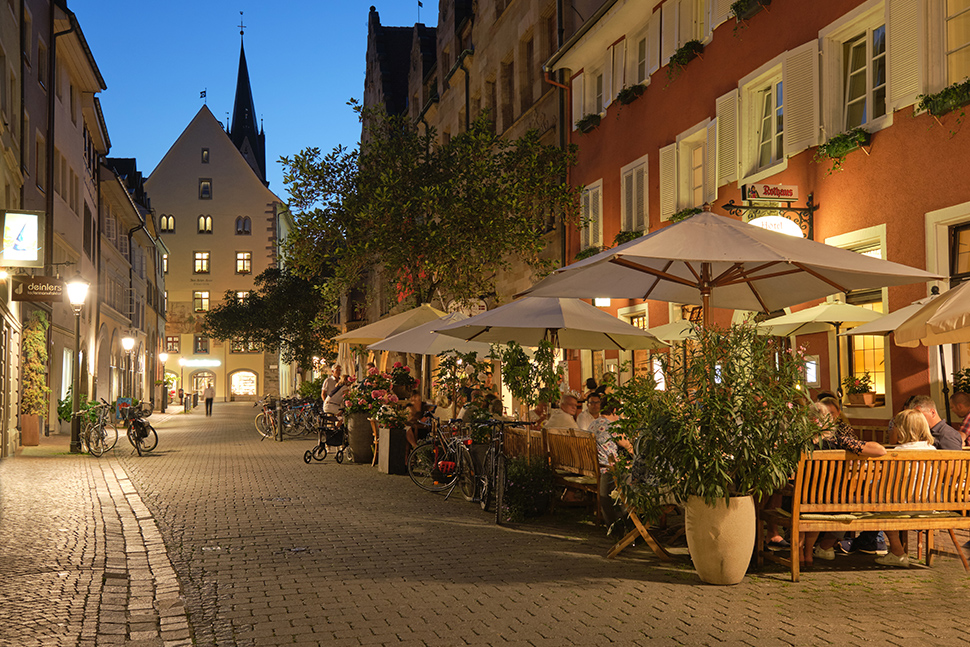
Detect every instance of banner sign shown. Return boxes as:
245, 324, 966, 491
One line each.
0, 210, 44, 267
742, 184, 799, 202
11, 276, 64, 302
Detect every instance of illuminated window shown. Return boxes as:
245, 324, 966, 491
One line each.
159, 214, 175, 232
162, 254, 168, 273
842, 24, 886, 129
236, 252, 252, 274
193, 291, 210, 312
197, 215, 212, 233
846, 243, 885, 395
236, 291, 250, 304
199, 179, 212, 199
165, 336, 179, 353
193, 252, 210, 274
231, 339, 260, 353
194, 336, 209, 354
201, 148, 209, 163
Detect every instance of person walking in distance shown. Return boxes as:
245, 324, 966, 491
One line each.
203, 383, 215, 416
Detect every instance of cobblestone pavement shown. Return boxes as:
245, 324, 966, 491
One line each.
5, 403, 970, 646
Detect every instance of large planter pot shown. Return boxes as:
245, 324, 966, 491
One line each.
21, 414, 40, 446
346, 412, 374, 464
846, 392, 875, 407
684, 495, 755, 585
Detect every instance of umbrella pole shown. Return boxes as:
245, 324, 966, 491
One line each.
940, 345, 952, 424
834, 323, 843, 399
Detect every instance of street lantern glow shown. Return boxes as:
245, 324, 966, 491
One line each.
122, 336, 135, 352
159, 352, 169, 363
66, 276, 89, 314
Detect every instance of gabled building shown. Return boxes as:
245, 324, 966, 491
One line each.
145, 38, 294, 402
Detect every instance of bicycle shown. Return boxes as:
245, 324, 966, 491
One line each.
254, 397, 279, 439
407, 418, 467, 493
78, 399, 119, 457
125, 401, 158, 456
478, 420, 516, 524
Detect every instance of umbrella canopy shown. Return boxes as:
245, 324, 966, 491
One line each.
519, 212, 941, 325
367, 312, 492, 356
333, 304, 447, 346
838, 301, 931, 337
895, 282, 970, 348
757, 302, 884, 337
645, 320, 696, 342
435, 297, 667, 350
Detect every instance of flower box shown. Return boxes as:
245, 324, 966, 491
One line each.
732, 0, 770, 21
846, 392, 875, 407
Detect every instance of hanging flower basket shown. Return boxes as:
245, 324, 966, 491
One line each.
617, 84, 647, 105
813, 128, 871, 174
731, 0, 771, 22
576, 113, 602, 134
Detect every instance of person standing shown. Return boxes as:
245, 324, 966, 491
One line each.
203, 383, 215, 416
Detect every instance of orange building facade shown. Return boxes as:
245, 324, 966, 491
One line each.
547, 0, 970, 426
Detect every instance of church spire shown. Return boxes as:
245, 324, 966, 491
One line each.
229, 15, 267, 184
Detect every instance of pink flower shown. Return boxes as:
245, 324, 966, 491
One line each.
372, 390, 381, 399
358, 398, 366, 405
388, 394, 399, 403
393, 361, 403, 368
344, 400, 351, 407
368, 367, 378, 375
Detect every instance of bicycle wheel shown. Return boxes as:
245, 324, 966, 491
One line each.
127, 426, 142, 456
139, 425, 159, 452
494, 454, 507, 525
311, 444, 328, 461
480, 447, 495, 511
457, 446, 477, 502
86, 424, 108, 457
408, 441, 459, 492
255, 412, 276, 439
102, 421, 119, 451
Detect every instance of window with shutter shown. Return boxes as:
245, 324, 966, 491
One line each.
571, 72, 585, 129
783, 40, 820, 156
580, 181, 603, 250
659, 143, 678, 221
621, 155, 649, 232
715, 88, 739, 185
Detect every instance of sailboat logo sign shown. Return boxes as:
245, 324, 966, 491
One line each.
0, 211, 42, 267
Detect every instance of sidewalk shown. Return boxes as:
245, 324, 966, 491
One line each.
0, 427, 192, 646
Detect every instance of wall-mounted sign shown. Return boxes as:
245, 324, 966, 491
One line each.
743, 184, 799, 202
0, 210, 44, 267
747, 215, 805, 238
447, 299, 488, 317
11, 276, 64, 301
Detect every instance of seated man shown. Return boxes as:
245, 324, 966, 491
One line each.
545, 394, 580, 429
458, 389, 482, 422
951, 391, 970, 447
527, 401, 549, 429
576, 392, 605, 431
912, 394, 962, 450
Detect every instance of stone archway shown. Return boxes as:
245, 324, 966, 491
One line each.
228, 370, 258, 402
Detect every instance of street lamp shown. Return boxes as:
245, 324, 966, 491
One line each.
66, 276, 89, 454
122, 335, 135, 400
159, 352, 169, 413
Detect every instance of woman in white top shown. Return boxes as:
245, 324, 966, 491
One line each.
876, 409, 936, 568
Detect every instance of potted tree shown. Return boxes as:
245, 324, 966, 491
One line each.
21, 311, 51, 446
610, 321, 818, 584
342, 367, 400, 463
953, 368, 970, 395
843, 371, 875, 406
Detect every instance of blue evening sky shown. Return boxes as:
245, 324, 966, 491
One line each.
68, 1, 434, 199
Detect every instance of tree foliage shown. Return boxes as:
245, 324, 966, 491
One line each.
21, 311, 50, 416
201, 267, 337, 369
280, 105, 581, 309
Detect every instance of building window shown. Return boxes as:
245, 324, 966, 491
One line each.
236, 291, 250, 304
231, 339, 260, 353
847, 289, 885, 396
159, 214, 175, 232
620, 155, 648, 233
197, 215, 212, 233
201, 148, 209, 163
659, 120, 716, 220
580, 180, 603, 251
757, 80, 784, 170
194, 336, 209, 354
193, 252, 210, 274
947, 0, 970, 84
166, 336, 180, 353
162, 253, 168, 273
842, 24, 887, 129
193, 291, 210, 312
235, 216, 251, 235
236, 252, 252, 274
199, 178, 212, 200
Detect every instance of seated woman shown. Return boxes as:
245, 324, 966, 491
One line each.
801, 400, 886, 566
873, 409, 937, 568
405, 392, 435, 453
590, 396, 634, 529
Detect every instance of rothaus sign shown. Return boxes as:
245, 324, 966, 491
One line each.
742, 183, 799, 202
11, 276, 65, 302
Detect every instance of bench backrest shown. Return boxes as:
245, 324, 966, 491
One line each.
504, 426, 547, 461
794, 450, 970, 514
545, 427, 599, 478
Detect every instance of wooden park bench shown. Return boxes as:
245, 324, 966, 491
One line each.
758, 449, 970, 581
544, 427, 601, 500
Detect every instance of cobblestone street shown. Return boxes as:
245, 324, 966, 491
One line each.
4, 402, 970, 646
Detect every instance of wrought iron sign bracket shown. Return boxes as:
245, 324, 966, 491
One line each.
723, 193, 818, 240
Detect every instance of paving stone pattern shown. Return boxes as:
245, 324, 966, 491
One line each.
5, 403, 970, 646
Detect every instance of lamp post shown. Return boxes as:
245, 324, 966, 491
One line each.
159, 352, 168, 413
66, 277, 89, 453
122, 335, 135, 400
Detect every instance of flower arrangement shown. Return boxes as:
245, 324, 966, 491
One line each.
493, 340, 563, 407
613, 230, 644, 246
842, 371, 874, 395
814, 127, 871, 174
670, 206, 703, 223
389, 361, 417, 390
573, 245, 602, 261
343, 368, 399, 416
917, 78, 970, 119
433, 350, 494, 406
616, 83, 647, 105
576, 113, 602, 133
374, 402, 409, 428
666, 40, 704, 83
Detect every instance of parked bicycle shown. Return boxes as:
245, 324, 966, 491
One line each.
254, 397, 279, 439
125, 401, 158, 456
76, 399, 119, 457
407, 418, 467, 493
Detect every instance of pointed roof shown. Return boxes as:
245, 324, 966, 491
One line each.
229, 37, 266, 183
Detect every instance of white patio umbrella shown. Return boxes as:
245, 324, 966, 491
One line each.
333, 303, 447, 346
757, 302, 884, 397
435, 297, 667, 350
645, 320, 696, 343
838, 302, 929, 338
519, 212, 941, 326
895, 282, 970, 348
367, 312, 492, 356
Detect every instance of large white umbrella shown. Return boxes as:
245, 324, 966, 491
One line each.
519, 212, 940, 325
838, 302, 929, 338
333, 303, 447, 346
895, 282, 970, 348
645, 320, 696, 342
435, 297, 667, 350
367, 312, 492, 356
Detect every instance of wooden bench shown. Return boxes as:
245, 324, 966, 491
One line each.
758, 449, 970, 581
503, 426, 547, 462
544, 427, 601, 499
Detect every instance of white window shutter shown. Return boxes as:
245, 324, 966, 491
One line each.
705, 120, 718, 205
648, 13, 662, 77
592, 186, 603, 247
604, 53, 614, 108
659, 143, 678, 221
711, 0, 733, 30
623, 170, 634, 231
783, 40, 820, 157
613, 41, 626, 95
661, 2, 677, 66
715, 89, 739, 186
635, 164, 647, 230
887, 0, 922, 111
581, 189, 591, 248
571, 73, 585, 129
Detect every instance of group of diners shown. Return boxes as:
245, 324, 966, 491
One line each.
776, 391, 966, 568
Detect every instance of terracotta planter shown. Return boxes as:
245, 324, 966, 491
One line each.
846, 392, 875, 407
684, 495, 755, 585
21, 414, 40, 446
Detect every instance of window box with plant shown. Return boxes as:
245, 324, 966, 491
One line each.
613, 230, 644, 246
574, 245, 602, 261
666, 40, 704, 83
576, 113, 602, 134
917, 78, 970, 128
813, 127, 871, 174
617, 84, 647, 105
670, 206, 703, 223
842, 370, 875, 406
731, 0, 770, 22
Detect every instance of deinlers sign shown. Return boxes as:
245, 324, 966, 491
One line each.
11, 276, 65, 302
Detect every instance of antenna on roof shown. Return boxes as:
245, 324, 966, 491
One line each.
225, 112, 230, 131
238, 11, 246, 38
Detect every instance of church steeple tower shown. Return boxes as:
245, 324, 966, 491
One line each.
229, 18, 266, 184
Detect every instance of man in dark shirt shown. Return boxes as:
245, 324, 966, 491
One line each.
912, 395, 963, 450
